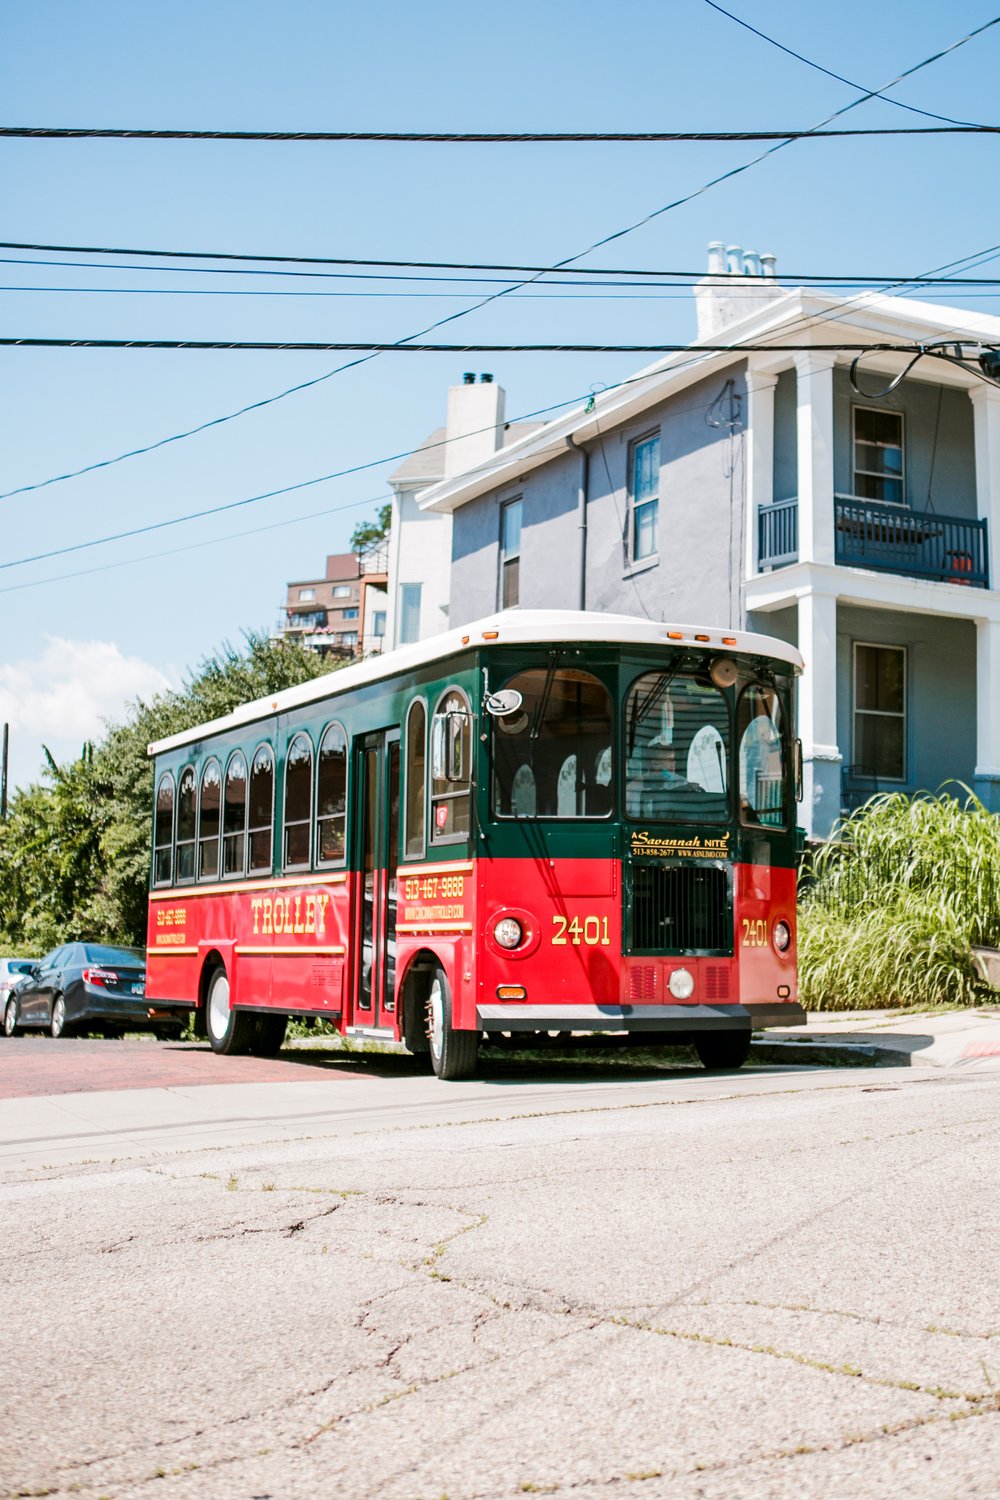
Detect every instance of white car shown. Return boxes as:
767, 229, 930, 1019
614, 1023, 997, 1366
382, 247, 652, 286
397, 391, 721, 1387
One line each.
0, 959, 35, 1024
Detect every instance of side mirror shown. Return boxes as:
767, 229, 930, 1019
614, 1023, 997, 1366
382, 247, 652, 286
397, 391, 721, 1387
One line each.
794, 738, 804, 802
431, 711, 469, 783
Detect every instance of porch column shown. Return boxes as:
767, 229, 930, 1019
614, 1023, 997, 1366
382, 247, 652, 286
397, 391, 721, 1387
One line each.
797, 588, 841, 839
975, 617, 1000, 812
968, 385, 1000, 589
744, 363, 779, 582
795, 350, 837, 567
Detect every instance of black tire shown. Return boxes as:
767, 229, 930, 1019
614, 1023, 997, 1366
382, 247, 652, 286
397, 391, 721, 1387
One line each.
694, 1029, 752, 1071
3, 998, 19, 1038
204, 966, 257, 1056
153, 1024, 185, 1043
426, 965, 479, 1081
49, 995, 68, 1039
251, 1014, 287, 1057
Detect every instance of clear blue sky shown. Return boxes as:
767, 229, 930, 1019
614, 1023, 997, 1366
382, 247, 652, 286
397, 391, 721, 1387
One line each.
2, 0, 999, 787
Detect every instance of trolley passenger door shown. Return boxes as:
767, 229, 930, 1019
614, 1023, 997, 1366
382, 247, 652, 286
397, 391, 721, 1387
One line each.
352, 730, 400, 1028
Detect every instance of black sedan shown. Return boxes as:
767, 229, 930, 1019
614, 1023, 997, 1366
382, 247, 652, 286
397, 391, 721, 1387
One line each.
3, 943, 185, 1039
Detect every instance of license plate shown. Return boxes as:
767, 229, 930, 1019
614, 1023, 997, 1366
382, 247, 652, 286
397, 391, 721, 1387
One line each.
131, 983, 145, 996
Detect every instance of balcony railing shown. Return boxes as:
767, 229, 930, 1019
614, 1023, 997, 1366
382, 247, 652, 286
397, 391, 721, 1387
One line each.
834, 495, 989, 587
758, 496, 798, 569
757, 494, 990, 588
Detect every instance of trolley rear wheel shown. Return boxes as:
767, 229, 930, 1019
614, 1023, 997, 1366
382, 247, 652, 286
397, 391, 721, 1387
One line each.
205, 967, 257, 1056
426, 966, 478, 1081
252, 1013, 288, 1057
694, 1030, 752, 1071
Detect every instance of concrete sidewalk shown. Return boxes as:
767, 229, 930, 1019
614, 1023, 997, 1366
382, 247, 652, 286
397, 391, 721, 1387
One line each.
752, 1005, 1000, 1069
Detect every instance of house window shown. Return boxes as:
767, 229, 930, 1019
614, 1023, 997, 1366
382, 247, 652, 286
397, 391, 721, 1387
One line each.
298, 587, 316, 602
854, 408, 904, 505
332, 585, 351, 598
629, 433, 660, 562
341, 607, 359, 620
399, 583, 422, 645
372, 610, 387, 639
854, 644, 906, 781
340, 631, 358, 648
499, 498, 522, 608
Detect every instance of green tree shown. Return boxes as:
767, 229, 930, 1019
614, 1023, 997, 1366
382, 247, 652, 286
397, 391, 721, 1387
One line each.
349, 502, 392, 553
0, 632, 332, 951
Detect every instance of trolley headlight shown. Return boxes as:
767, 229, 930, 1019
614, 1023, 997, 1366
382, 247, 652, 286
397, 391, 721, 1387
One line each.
493, 917, 524, 950
668, 967, 695, 1000
773, 920, 792, 954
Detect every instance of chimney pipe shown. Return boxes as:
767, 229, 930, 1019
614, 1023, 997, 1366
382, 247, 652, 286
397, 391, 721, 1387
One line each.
463, 372, 475, 384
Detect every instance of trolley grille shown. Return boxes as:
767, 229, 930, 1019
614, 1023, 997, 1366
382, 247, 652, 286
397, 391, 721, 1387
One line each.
628, 862, 732, 955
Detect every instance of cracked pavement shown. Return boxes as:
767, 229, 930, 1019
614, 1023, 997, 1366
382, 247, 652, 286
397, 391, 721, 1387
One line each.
1, 1069, 998, 1498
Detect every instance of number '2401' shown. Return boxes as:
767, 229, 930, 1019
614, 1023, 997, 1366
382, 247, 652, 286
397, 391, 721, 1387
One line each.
552, 914, 610, 946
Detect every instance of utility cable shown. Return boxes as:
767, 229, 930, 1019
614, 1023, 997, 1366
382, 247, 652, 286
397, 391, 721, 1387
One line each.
0, 337, 927, 352
701, 0, 994, 128
2, 124, 998, 140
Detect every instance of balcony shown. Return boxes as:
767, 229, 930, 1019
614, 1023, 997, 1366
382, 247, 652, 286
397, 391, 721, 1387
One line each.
758, 495, 989, 588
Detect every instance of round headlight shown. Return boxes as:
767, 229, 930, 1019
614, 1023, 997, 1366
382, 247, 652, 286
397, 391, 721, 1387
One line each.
493, 917, 524, 950
667, 967, 695, 1000
773, 920, 792, 953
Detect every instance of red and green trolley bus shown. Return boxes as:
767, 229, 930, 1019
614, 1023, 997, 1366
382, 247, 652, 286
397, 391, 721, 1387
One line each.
145, 610, 805, 1078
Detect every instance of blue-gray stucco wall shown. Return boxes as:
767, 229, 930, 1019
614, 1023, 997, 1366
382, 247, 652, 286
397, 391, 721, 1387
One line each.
449, 369, 749, 630
772, 368, 977, 515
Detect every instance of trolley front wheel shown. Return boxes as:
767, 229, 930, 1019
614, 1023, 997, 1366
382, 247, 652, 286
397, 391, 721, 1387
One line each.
426, 966, 479, 1081
694, 1030, 752, 1071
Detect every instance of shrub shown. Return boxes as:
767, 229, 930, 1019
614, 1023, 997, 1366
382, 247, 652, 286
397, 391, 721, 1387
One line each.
799, 786, 1000, 1011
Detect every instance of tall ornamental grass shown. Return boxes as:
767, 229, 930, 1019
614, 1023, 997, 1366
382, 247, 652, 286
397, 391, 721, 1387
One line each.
799, 787, 1000, 1010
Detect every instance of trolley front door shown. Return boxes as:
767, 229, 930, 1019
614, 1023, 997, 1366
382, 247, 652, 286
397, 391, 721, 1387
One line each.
353, 730, 400, 1028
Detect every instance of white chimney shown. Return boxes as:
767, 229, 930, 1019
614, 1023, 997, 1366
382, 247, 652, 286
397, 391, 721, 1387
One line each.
694, 242, 783, 340
444, 373, 506, 478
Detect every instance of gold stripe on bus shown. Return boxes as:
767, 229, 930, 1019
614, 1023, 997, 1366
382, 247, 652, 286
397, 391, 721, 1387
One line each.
397, 921, 473, 934
235, 945, 346, 957
150, 871, 350, 900
397, 861, 474, 879
150, 945, 199, 955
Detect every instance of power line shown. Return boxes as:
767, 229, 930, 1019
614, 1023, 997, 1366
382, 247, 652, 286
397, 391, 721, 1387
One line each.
0, 336, 930, 352
9, 247, 1000, 287
2, 124, 998, 140
3, 16, 987, 507
701, 0, 993, 129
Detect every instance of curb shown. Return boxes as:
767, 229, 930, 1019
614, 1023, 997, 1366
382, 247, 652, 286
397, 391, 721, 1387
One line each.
750, 1038, 905, 1068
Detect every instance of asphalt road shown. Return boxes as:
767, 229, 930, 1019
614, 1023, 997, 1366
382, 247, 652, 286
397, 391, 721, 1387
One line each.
1, 1043, 998, 1498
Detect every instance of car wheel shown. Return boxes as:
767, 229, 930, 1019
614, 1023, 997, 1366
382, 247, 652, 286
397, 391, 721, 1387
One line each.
426, 965, 479, 1081
153, 1025, 184, 1043
3, 998, 19, 1038
694, 1030, 752, 1071
49, 995, 68, 1039
205, 967, 257, 1056
251, 1014, 287, 1057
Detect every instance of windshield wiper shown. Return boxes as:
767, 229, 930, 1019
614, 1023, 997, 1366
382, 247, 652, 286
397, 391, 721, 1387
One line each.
530, 650, 561, 739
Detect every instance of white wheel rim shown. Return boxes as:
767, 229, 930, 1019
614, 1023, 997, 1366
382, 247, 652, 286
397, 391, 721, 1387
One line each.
208, 973, 231, 1041
52, 999, 64, 1035
427, 977, 444, 1062
4, 1002, 15, 1035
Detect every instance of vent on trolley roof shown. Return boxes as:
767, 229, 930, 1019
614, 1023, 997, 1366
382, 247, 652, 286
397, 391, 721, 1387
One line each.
629, 863, 731, 955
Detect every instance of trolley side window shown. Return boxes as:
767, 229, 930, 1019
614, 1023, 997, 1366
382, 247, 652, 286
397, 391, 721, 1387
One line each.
153, 773, 174, 886
492, 668, 613, 820
738, 684, 787, 828
430, 688, 471, 842
404, 698, 426, 857
248, 744, 275, 873
176, 765, 197, 883
316, 722, 348, 865
198, 759, 222, 880
223, 751, 248, 877
284, 732, 313, 870
625, 673, 730, 823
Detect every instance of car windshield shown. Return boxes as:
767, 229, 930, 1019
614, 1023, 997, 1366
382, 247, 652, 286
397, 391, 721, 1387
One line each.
491, 666, 614, 820
83, 944, 145, 967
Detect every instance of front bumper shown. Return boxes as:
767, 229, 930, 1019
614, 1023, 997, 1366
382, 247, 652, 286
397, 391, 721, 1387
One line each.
476, 1002, 807, 1034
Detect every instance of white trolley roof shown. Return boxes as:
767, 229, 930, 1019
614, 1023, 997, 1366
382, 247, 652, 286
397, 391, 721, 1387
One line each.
148, 609, 803, 757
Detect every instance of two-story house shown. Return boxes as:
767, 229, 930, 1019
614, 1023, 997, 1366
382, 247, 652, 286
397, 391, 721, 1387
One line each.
413, 244, 1000, 839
